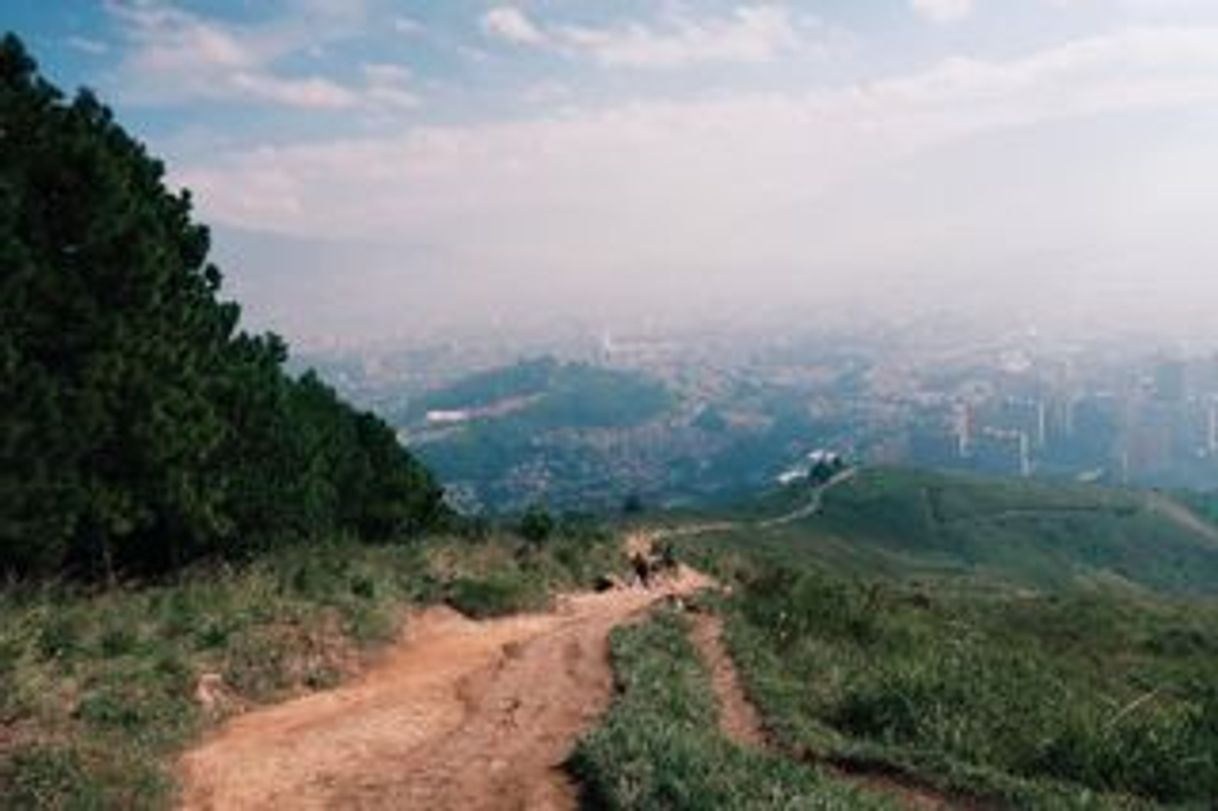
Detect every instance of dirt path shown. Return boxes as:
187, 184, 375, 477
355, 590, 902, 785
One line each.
178, 506, 982, 811
178, 565, 711, 810
1147, 492, 1218, 548
685, 611, 973, 811
759, 467, 856, 529
686, 612, 767, 749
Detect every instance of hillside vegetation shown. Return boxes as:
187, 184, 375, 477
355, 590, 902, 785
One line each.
0, 520, 622, 808
570, 609, 894, 810
647, 469, 1218, 808
696, 467, 1218, 594
407, 358, 674, 510
408, 357, 673, 430
6, 30, 1218, 811
0, 34, 443, 581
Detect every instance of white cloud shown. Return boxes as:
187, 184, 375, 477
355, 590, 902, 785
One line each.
228, 72, 357, 109
871, 25, 1218, 110
362, 63, 412, 85
362, 63, 421, 110
393, 16, 425, 36
520, 80, 571, 104
557, 5, 805, 68
105, 0, 419, 112
177, 24, 1218, 330
481, 7, 548, 46
65, 35, 110, 55
479, 4, 819, 68
911, 0, 975, 24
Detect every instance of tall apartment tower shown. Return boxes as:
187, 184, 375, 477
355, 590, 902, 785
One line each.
954, 402, 974, 457
1209, 398, 1218, 455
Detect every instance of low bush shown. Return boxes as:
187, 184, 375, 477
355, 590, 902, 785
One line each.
446, 573, 543, 619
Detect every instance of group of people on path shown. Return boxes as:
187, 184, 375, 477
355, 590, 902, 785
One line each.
630, 540, 679, 588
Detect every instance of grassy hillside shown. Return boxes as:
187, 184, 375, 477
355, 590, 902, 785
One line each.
706, 566, 1218, 808
686, 467, 1218, 595
407, 357, 673, 431
570, 610, 895, 810
408, 359, 674, 510
7, 464, 1218, 808
0, 522, 623, 809
642, 468, 1218, 808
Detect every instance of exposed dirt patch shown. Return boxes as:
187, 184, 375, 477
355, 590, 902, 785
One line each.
832, 767, 968, 811
686, 611, 767, 749
0, 719, 41, 761
1148, 492, 1218, 548
177, 566, 712, 810
684, 609, 980, 811
824, 759, 998, 811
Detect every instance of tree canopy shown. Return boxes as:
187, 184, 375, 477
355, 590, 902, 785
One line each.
0, 34, 445, 579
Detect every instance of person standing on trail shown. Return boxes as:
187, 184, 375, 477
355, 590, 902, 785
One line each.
657, 541, 678, 573
631, 552, 652, 588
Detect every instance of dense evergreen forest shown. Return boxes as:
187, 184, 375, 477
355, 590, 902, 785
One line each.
0, 34, 445, 580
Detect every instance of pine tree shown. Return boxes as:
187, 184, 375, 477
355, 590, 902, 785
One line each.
0, 34, 444, 579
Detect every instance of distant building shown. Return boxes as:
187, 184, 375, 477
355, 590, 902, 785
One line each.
776, 469, 805, 486
1126, 401, 1180, 477
1208, 399, 1218, 456
909, 422, 966, 468
1154, 358, 1187, 402
996, 398, 1046, 448
1045, 395, 1076, 444
426, 409, 471, 425
775, 449, 843, 485
954, 402, 975, 456
807, 449, 842, 466
973, 428, 1030, 477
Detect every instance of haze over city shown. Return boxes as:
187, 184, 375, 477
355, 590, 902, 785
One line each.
10, 5, 1218, 806
11, 0, 1218, 346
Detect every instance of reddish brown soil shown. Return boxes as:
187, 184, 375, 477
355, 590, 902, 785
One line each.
177, 565, 711, 810
685, 611, 975, 811
835, 769, 968, 811
686, 612, 768, 750
178, 523, 981, 811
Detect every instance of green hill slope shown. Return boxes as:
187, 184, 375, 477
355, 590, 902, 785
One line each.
407, 357, 673, 429
690, 467, 1218, 595
656, 470, 1218, 807
404, 358, 674, 510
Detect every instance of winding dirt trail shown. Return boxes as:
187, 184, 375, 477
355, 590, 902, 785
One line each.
178, 564, 711, 810
687, 612, 767, 750
178, 502, 981, 811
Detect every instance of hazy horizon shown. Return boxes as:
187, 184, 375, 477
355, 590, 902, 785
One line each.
13, 0, 1218, 348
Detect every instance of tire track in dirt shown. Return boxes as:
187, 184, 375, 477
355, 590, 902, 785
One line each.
178, 563, 712, 810
686, 611, 768, 750
686, 610, 979, 811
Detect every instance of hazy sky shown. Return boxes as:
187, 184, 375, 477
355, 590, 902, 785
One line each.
12, 1, 1218, 346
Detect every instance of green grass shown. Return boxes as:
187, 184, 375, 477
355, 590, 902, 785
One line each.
681, 467, 1218, 595
0, 525, 625, 809
9, 467, 1218, 808
569, 610, 897, 810
716, 564, 1217, 808
652, 468, 1218, 808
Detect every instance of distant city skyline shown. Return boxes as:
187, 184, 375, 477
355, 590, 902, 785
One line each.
315, 316, 1218, 510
